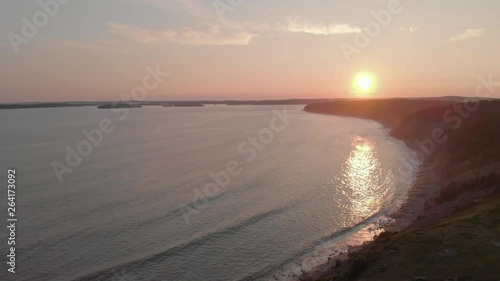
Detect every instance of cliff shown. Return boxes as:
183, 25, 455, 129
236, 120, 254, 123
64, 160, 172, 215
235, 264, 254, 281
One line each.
303, 98, 500, 280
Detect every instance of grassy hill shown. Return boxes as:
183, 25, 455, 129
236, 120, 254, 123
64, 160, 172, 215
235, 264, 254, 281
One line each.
304, 98, 500, 281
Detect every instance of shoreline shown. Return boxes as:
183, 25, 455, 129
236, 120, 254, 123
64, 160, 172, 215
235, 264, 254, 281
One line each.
301, 99, 500, 280
265, 112, 426, 281
300, 118, 439, 281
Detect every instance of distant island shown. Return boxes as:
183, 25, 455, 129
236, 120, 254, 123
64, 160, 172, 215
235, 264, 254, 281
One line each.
303, 98, 500, 280
97, 103, 142, 109
162, 102, 204, 107
0, 102, 102, 110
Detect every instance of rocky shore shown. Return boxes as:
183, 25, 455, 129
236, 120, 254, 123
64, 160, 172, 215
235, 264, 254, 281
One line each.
301, 98, 500, 281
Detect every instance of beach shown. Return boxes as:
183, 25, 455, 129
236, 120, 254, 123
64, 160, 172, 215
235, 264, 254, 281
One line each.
302, 99, 500, 280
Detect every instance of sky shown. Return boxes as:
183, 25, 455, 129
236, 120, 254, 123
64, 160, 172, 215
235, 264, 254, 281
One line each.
1, 0, 499, 102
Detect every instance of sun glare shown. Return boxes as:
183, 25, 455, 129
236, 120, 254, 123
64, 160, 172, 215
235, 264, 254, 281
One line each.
352, 73, 376, 96
357, 76, 372, 91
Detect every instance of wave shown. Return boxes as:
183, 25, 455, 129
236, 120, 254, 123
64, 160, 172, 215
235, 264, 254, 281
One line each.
73, 200, 302, 281
238, 210, 389, 281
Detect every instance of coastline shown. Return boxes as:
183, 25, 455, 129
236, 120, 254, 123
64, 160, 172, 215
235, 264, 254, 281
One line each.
301, 99, 500, 280
300, 121, 438, 281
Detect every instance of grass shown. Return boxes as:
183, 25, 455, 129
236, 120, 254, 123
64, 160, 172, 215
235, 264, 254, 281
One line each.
306, 99, 500, 281
315, 193, 500, 281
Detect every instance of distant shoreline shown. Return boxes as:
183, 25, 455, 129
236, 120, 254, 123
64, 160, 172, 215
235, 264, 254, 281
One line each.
0, 99, 338, 110
0, 97, 478, 110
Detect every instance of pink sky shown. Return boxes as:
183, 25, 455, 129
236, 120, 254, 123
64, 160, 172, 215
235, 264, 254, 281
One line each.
1, 0, 499, 102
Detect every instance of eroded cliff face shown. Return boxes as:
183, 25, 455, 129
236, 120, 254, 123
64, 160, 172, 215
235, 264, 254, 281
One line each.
304, 99, 452, 129
304, 99, 500, 202
305, 99, 500, 281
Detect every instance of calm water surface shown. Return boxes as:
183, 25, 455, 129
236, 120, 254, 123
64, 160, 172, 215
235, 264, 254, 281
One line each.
0, 105, 418, 281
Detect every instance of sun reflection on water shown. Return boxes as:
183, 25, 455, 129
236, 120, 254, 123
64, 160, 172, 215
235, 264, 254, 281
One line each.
344, 137, 382, 219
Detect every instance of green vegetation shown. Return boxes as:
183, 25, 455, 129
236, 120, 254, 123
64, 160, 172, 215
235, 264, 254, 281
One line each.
305, 99, 500, 281
315, 194, 500, 281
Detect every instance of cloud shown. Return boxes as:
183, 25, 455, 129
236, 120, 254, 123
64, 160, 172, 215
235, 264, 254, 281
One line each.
276, 17, 362, 35
400, 25, 419, 33
104, 17, 363, 48
223, 20, 272, 31
138, 0, 362, 37
449, 28, 485, 41
107, 23, 254, 46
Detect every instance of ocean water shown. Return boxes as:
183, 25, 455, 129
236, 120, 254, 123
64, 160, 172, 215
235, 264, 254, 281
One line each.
0, 105, 418, 281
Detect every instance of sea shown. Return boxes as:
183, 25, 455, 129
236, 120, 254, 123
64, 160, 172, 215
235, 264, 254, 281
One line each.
0, 105, 419, 281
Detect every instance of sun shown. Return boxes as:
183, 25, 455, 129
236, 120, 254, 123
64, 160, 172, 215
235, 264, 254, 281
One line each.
352, 73, 376, 96
357, 76, 372, 91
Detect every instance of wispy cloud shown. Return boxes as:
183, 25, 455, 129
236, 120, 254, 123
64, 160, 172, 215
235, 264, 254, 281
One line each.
400, 25, 419, 33
449, 28, 485, 41
107, 23, 254, 46
277, 17, 362, 35
103, 15, 361, 49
